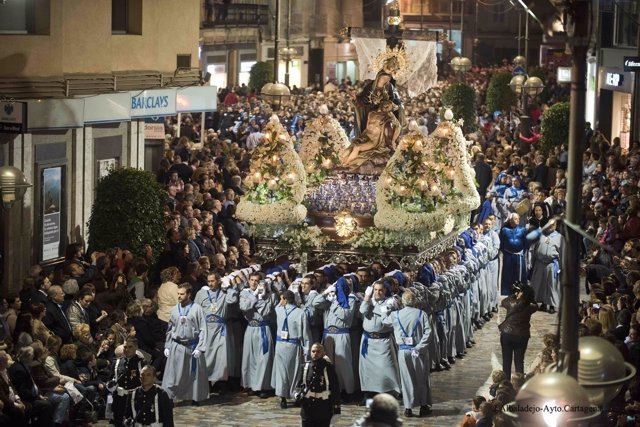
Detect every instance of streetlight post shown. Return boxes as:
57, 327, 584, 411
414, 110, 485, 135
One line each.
558, 0, 590, 380
450, 56, 472, 81
274, 0, 281, 83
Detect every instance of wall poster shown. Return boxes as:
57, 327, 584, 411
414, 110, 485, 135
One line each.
38, 162, 66, 263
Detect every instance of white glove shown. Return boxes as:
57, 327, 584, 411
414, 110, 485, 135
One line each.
364, 286, 374, 299
192, 350, 201, 358
164, 348, 170, 357
411, 349, 419, 359
250, 264, 261, 272
326, 292, 337, 303
380, 305, 390, 317
322, 285, 336, 296
221, 278, 231, 290
258, 291, 267, 300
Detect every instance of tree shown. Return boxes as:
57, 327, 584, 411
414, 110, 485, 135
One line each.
249, 61, 274, 92
87, 168, 165, 261
486, 72, 518, 113
441, 81, 478, 134
540, 102, 570, 154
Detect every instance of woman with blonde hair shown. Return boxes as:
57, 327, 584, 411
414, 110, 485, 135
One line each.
30, 302, 53, 344
156, 266, 181, 322
598, 304, 616, 333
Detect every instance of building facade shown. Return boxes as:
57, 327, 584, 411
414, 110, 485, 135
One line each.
0, 0, 207, 294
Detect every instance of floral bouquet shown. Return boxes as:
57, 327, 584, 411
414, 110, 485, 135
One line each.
298, 109, 349, 188
374, 116, 480, 235
237, 117, 308, 224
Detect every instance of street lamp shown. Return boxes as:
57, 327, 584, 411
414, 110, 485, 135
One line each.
279, 46, 298, 87
0, 165, 32, 210
261, 82, 291, 111
513, 55, 527, 68
449, 56, 472, 81
523, 76, 544, 97
509, 73, 544, 136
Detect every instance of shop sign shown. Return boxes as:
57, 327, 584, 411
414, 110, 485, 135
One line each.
605, 72, 624, 87
129, 88, 176, 118
557, 67, 571, 83
144, 122, 166, 139
0, 101, 26, 133
623, 56, 640, 72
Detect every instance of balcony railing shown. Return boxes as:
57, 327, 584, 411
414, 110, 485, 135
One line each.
201, 3, 269, 28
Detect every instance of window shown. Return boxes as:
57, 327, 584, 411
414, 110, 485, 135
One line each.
177, 55, 192, 69
112, 0, 142, 35
614, 0, 638, 47
0, 0, 50, 35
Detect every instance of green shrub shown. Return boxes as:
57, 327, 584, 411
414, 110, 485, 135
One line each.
540, 102, 570, 154
88, 168, 165, 261
486, 72, 518, 113
441, 81, 478, 134
249, 61, 274, 92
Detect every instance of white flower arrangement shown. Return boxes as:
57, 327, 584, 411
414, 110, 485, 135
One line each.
345, 227, 443, 251
236, 118, 308, 225
298, 112, 349, 188
374, 117, 480, 235
282, 224, 328, 252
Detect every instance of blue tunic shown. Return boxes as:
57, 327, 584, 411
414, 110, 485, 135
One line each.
499, 225, 528, 295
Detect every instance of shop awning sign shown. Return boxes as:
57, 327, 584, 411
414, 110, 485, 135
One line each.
0, 101, 26, 133
624, 57, 640, 72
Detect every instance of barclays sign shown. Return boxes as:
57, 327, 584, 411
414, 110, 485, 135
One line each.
129, 88, 176, 118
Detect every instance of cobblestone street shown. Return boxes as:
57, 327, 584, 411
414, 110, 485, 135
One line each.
98, 304, 561, 427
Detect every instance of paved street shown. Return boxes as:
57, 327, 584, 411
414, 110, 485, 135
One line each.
98, 304, 560, 427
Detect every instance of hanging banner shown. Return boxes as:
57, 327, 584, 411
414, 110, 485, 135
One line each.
42, 166, 62, 261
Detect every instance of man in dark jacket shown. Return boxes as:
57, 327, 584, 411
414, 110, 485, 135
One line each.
43, 285, 73, 344
473, 153, 493, 200
531, 154, 549, 188
7, 348, 55, 427
297, 343, 340, 427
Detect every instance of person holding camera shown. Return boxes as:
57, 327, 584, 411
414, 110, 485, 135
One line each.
498, 282, 537, 380
108, 338, 145, 427
125, 365, 173, 427
296, 343, 340, 427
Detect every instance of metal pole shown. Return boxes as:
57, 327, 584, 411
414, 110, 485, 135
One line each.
474, 0, 478, 64
631, 16, 640, 143
449, 0, 453, 42
274, 0, 280, 83
524, 11, 529, 67
284, 0, 291, 87
460, 0, 464, 56
517, 10, 522, 56
559, 0, 590, 380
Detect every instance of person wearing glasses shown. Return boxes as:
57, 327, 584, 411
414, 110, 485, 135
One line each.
498, 282, 537, 380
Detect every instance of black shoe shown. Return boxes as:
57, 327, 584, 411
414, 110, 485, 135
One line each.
191, 400, 200, 406
448, 356, 456, 364
492, 306, 499, 313
419, 405, 432, 417
456, 353, 465, 359
360, 398, 368, 407
469, 339, 476, 345
258, 391, 271, 399
540, 303, 548, 312
483, 314, 491, 321
280, 398, 287, 409
404, 408, 413, 417
466, 342, 473, 348
431, 363, 442, 372
548, 306, 556, 314
489, 312, 494, 318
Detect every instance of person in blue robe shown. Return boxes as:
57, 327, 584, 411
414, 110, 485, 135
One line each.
499, 213, 529, 296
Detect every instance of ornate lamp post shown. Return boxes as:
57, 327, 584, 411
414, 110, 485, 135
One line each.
0, 165, 31, 210
449, 56, 472, 81
261, 82, 291, 111
509, 71, 544, 136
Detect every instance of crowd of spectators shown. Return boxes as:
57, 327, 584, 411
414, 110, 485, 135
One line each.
1, 60, 639, 426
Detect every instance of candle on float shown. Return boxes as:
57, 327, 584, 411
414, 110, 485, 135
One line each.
419, 180, 428, 191
286, 172, 296, 184
268, 179, 278, 190
430, 185, 440, 196
398, 185, 406, 195
322, 158, 333, 168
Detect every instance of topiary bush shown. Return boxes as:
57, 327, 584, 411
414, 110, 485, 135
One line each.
441, 81, 478, 134
249, 61, 274, 92
486, 72, 518, 113
88, 168, 165, 261
540, 102, 570, 154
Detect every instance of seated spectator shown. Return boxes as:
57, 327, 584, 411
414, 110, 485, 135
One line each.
26, 344, 72, 426
30, 303, 52, 345
460, 395, 486, 427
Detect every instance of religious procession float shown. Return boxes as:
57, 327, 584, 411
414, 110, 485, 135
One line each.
237, 1, 480, 271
